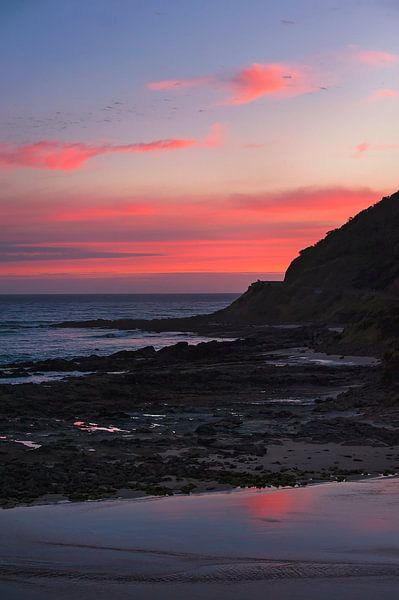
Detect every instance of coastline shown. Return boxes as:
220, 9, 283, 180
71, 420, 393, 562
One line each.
2, 471, 397, 512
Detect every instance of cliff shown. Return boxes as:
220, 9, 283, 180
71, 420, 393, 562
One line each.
220, 191, 399, 358
222, 191, 398, 323
284, 191, 399, 293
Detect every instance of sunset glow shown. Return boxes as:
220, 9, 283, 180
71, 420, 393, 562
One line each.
1, 0, 398, 292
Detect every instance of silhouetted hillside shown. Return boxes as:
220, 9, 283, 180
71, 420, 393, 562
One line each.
221, 191, 399, 348
284, 191, 399, 292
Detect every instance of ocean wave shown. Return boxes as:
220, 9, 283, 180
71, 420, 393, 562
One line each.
0, 321, 44, 330
0, 295, 236, 363
92, 331, 136, 339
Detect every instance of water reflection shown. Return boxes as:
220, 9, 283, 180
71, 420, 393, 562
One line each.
0, 436, 42, 449
1, 477, 399, 597
73, 421, 128, 433
13, 440, 42, 449
242, 486, 312, 521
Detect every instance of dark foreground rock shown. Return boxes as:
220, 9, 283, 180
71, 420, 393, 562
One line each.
1, 326, 398, 508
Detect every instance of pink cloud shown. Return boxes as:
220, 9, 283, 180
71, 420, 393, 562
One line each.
148, 48, 399, 107
230, 187, 379, 214
367, 88, 399, 102
354, 142, 371, 157
0, 125, 222, 171
354, 141, 399, 158
223, 63, 313, 105
353, 50, 399, 66
0, 141, 99, 171
148, 62, 314, 105
0, 186, 380, 237
202, 123, 224, 147
53, 203, 155, 222
243, 143, 266, 149
147, 77, 212, 91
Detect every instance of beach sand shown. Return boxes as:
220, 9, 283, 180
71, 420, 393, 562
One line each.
1, 477, 399, 599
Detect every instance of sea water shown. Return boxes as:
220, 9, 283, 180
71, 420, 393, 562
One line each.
0, 293, 238, 365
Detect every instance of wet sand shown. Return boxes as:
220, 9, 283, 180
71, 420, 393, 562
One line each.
1, 477, 399, 598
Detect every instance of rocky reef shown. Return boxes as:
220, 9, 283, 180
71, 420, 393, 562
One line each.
0, 327, 394, 508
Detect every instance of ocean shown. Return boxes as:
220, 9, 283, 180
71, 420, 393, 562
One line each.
0, 294, 238, 366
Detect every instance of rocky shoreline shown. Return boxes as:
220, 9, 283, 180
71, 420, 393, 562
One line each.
1, 324, 399, 509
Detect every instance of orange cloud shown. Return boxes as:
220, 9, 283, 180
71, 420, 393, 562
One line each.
0, 125, 222, 171
148, 62, 314, 105
352, 49, 399, 66
0, 238, 325, 277
0, 186, 383, 279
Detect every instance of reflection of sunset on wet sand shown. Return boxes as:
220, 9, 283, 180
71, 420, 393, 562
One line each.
241, 479, 399, 540
2, 478, 399, 598
241, 486, 312, 521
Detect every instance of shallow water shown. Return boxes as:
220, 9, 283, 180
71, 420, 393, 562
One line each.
0, 370, 91, 385
264, 348, 380, 368
1, 477, 399, 599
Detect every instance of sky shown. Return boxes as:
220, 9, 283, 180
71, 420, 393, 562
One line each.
0, 0, 398, 293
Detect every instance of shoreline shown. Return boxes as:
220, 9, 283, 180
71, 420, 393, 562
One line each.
2, 470, 397, 512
